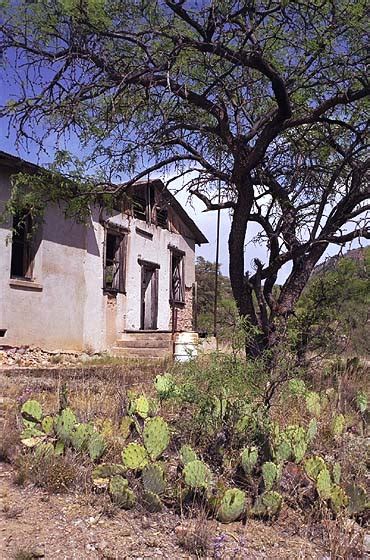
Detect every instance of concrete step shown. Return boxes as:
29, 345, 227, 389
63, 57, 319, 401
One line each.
115, 339, 172, 349
111, 346, 172, 358
119, 332, 172, 343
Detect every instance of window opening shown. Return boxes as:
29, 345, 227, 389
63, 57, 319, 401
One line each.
10, 213, 34, 279
170, 251, 185, 304
104, 230, 127, 293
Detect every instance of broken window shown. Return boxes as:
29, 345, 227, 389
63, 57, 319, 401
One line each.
130, 183, 168, 229
10, 213, 34, 279
170, 249, 185, 304
103, 230, 127, 293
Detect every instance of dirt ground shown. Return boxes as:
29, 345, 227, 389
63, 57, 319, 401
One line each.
0, 366, 365, 559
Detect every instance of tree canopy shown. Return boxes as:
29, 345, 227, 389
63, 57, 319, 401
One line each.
0, 0, 368, 354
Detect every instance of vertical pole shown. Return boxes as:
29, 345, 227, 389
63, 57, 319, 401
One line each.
213, 176, 221, 349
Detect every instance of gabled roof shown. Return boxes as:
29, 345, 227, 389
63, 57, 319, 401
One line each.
0, 150, 208, 244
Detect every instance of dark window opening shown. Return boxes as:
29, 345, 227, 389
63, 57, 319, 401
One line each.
10, 213, 34, 279
0, 329, 7, 337
103, 230, 127, 293
130, 183, 168, 229
170, 251, 185, 304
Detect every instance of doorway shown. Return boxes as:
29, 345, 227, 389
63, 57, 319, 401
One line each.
140, 261, 159, 330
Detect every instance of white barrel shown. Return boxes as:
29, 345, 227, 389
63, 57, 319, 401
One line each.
174, 331, 198, 362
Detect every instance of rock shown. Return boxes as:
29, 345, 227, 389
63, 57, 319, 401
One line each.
364, 534, 370, 553
32, 547, 45, 558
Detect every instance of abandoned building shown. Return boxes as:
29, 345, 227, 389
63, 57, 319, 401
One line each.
0, 151, 208, 357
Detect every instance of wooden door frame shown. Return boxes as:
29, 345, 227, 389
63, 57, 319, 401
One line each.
138, 259, 160, 330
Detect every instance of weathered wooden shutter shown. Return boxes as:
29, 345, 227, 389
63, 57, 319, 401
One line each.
118, 234, 127, 293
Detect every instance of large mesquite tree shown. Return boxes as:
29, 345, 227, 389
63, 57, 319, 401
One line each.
0, 0, 369, 354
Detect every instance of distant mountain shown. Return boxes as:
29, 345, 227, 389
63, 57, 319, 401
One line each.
312, 247, 367, 277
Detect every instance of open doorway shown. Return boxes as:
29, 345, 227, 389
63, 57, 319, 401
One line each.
139, 260, 159, 330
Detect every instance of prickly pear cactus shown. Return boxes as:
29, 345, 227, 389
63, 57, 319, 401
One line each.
217, 488, 246, 523
183, 460, 211, 490
142, 463, 166, 495
54, 441, 65, 455
55, 407, 76, 443
332, 414, 346, 437
179, 445, 198, 466
288, 378, 307, 397
20, 426, 46, 447
88, 432, 106, 461
317, 468, 332, 500
120, 416, 133, 439
92, 463, 126, 488
135, 396, 150, 419
122, 443, 149, 470
142, 490, 163, 512
143, 417, 170, 460
154, 373, 175, 399
261, 491, 283, 516
241, 446, 258, 475
262, 462, 280, 491
305, 391, 321, 417
274, 440, 292, 464
345, 483, 369, 516
34, 442, 54, 459
306, 418, 318, 443
70, 423, 90, 452
41, 415, 54, 435
332, 463, 341, 485
284, 425, 307, 463
21, 399, 42, 424
330, 484, 348, 512
109, 476, 136, 509
304, 456, 327, 481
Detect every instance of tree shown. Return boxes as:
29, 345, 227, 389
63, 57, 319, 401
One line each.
0, 0, 368, 355
195, 256, 236, 338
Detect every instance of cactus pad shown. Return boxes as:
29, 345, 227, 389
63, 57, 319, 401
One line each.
183, 460, 211, 489
122, 443, 149, 470
21, 399, 42, 424
142, 490, 163, 512
120, 416, 133, 439
41, 415, 54, 435
241, 446, 258, 475
262, 462, 280, 491
88, 432, 106, 461
306, 418, 318, 443
332, 414, 346, 437
55, 407, 76, 443
304, 456, 327, 481
345, 483, 369, 516
142, 463, 166, 495
262, 491, 283, 516
109, 476, 136, 509
70, 423, 90, 452
317, 468, 332, 500
217, 488, 245, 523
179, 445, 198, 466
305, 391, 321, 417
154, 373, 175, 399
330, 484, 348, 512
143, 417, 170, 460
135, 396, 150, 419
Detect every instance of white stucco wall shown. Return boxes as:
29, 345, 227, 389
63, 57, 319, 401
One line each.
0, 167, 197, 351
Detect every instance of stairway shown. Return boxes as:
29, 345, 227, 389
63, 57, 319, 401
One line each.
111, 331, 173, 359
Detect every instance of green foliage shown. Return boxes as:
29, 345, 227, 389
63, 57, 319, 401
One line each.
119, 416, 133, 439
356, 391, 368, 414
183, 460, 211, 490
217, 488, 246, 523
142, 490, 163, 512
316, 468, 332, 501
262, 462, 280, 491
332, 414, 346, 437
109, 476, 136, 509
142, 417, 170, 461
253, 491, 283, 518
41, 416, 54, 435
121, 443, 148, 470
305, 392, 321, 417
179, 445, 198, 466
88, 432, 106, 461
21, 400, 42, 424
154, 373, 177, 400
142, 463, 166, 496
55, 408, 77, 444
241, 446, 258, 475
304, 456, 327, 481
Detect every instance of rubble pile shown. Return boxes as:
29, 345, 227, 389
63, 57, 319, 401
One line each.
0, 346, 87, 368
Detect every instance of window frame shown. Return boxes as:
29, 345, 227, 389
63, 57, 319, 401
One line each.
169, 246, 185, 305
103, 226, 128, 294
10, 212, 34, 280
